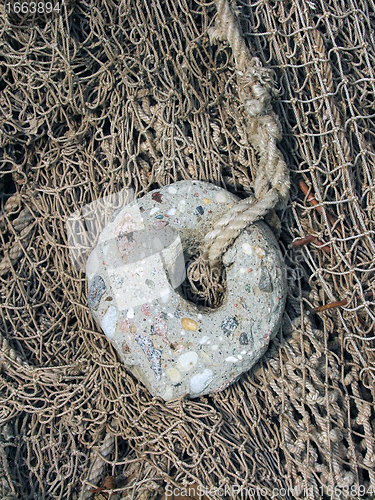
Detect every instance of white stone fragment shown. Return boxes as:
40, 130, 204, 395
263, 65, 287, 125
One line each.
215, 191, 229, 203
100, 306, 117, 338
226, 356, 238, 363
177, 200, 186, 212
177, 351, 198, 372
242, 243, 253, 255
190, 370, 214, 394
199, 336, 209, 344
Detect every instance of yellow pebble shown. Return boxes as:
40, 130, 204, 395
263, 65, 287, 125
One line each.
166, 368, 181, 383
202, 198, 211, 205
181, 318, 198, 331
201, 351, 210, 361
255, 246, 266, 259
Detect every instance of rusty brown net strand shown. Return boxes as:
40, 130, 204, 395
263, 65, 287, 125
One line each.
1, 0, 375, 499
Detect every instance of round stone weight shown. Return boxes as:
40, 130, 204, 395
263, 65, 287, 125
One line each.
86, 181, 287, 400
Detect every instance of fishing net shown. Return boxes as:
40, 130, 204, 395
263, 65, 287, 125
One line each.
1, 0, 375, 498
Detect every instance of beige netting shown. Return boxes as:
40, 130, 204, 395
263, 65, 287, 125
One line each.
1, 0, 375, 499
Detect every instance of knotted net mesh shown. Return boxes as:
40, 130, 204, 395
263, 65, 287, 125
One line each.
0, 0, 375, 498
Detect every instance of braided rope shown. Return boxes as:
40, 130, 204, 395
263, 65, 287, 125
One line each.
0, 193, 36, 276
80, 431, 115, 500
201, 0, 290, 266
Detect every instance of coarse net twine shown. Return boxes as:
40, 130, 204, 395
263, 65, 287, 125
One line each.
1, 0, 375, 498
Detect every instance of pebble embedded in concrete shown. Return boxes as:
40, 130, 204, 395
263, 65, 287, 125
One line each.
86, 180, 287, 400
